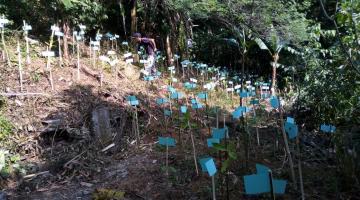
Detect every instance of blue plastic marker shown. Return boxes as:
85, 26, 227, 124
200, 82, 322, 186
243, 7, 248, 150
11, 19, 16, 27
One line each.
273, 179, 287, 194
199, 157, 217, 176
243, 173, 271, 194
180, 106, 187, 113
250, 99, 259, 105
198, 92, 208, 99
167, 86, 176, 93
270, 96, 279, 108
192, 102, 203, 109
320, 124, 336, 133
232, 109, 243, 119
207, 138, 220, 147
171, 92, 183, 100
164, 109, 172, 117
287, 117, 295, 124
256, 164, 270, 174
212, 128, 227, 140
240, 91, 249, 98
156, 98, 168, 105
144, 76, 154, 81
158, 137, 176, 147
284, 122, 298, 139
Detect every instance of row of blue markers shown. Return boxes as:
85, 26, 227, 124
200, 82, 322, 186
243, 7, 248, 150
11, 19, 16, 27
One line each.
125, 78, 336, 196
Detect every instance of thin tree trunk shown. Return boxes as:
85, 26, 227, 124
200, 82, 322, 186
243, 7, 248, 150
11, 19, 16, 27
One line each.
130, 0, 137, 34
62, 20, 70, 61
165, 34, 173, 66
271, 53, 279, 95
119, 0, 127, 37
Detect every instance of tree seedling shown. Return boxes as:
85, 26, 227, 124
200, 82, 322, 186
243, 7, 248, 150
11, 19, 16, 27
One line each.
199, 157, 217, 200
127, 96, 140, 147
41, 47, 55, 91
158, 137, 176, 176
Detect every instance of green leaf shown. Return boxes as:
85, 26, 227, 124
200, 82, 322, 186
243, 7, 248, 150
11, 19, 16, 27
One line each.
255, 38, 269, 50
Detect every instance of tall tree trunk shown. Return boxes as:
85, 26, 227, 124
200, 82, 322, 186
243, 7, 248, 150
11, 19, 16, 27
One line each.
62, 20, 70, 61
130, 0, 137, 34
165, 34, 173, 66
271, 53, 279, 95
119, 0, 127, 37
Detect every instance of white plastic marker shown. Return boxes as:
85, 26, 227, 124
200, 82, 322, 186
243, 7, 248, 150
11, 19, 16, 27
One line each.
22, 21, 32, 64
42, 48, 55, 90
125, 58, 134, 64
0, 15, 10, 67
17, 42, 23, 91
55, 31, 64, 66
190, 78, 198, 83
124, 52, 132, 58
234, 85, 241, 90
107, 50, 116, 55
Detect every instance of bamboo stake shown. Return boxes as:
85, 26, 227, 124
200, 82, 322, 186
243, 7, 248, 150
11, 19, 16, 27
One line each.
188, 120, 199, 175
278, 96, 297, 189
212, 175, 216, 200
166, 143, 169, 176
77, 41, 80, 80
58, 36, 62, 67
23, 21, 30, 64
17, 42, 23, 92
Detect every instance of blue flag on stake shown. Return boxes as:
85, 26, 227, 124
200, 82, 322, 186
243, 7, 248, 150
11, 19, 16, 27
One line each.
212, 128, 227, 140
164, 109, 172, 117
284, 122, 298, 139
143, 76, 154, 81
199, 157, 217, 176
320, 124, 336, 133
244, 173, 271, 194
180, 106, 187, 113
250, 99, 260, 105
256, 164, 270, 174
273, 179, 287, 194
158, 137, 176, 147
207, 138, 220, 147
167, 86, 176, 93
240, 91, 249, 98
243, 174, 287, 195
156, 98, 168, 105
286, 117, 295, 124
127, 96, 139, 106
197, 92, 208, 100
171, 92, 183, 100
192, 102, 203, 109
270, 96, 279, 109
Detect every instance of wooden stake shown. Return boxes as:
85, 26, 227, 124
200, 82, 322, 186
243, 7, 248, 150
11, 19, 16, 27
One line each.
77, 42, 80, 80
278, 96, 297, 189
268, 170, 276, 200
189, 120, 199, 175
212, 175, 216, 200
23, 21, 30, 64
166, 144, 169, 176
17, 42, 23, 92
58, 36, 62, 67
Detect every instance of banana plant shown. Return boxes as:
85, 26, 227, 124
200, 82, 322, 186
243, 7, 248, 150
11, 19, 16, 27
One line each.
255, 30, 286, 95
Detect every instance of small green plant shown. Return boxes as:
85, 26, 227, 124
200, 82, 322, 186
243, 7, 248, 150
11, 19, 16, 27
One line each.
30, 70, 41, 83
0, 150, 25, 178
213, 141, 237, 172
0, 114, 12, 141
